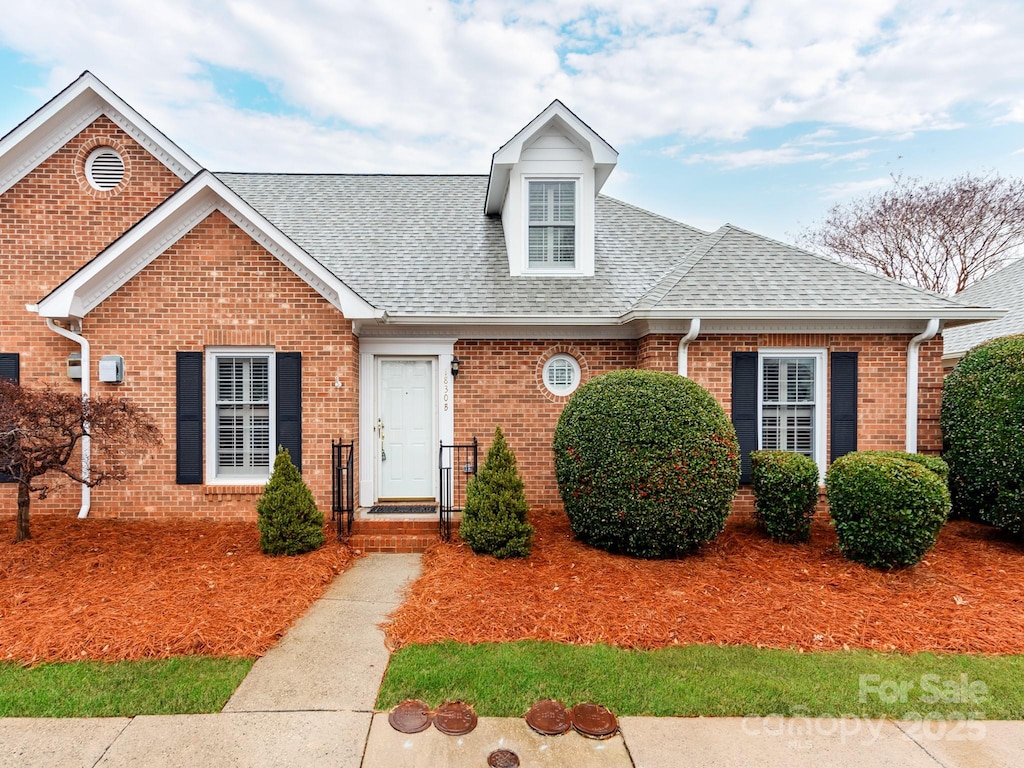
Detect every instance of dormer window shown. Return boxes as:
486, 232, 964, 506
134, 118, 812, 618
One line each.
528, 180, 576, 268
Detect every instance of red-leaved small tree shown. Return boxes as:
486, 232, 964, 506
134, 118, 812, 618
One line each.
0, 380, 161, 543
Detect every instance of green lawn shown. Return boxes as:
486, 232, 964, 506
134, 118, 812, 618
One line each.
0, 657, 253, 717
378, 641, 1024, 720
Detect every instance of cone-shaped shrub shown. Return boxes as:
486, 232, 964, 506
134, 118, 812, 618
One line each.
257, 447, 325, 556
942, 334, 1024, 531
554, 369, 740, 558
459, 426, 534, 558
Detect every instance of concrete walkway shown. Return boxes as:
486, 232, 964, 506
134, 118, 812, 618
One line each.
2, 552, 1023, 767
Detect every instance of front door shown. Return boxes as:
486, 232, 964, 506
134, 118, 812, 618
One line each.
378, 358, 435, 500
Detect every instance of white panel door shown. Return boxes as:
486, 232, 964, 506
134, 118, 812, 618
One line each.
378, 358, 435, 500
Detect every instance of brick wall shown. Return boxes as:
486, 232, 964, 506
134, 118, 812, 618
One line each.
0, 117, 187, 515
452, 340, 637, 507
8, 211, 360, 520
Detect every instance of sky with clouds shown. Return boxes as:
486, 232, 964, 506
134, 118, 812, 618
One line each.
2, 0, 1024, 242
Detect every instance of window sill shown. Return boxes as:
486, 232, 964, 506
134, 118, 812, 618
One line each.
204, 484, 266, 497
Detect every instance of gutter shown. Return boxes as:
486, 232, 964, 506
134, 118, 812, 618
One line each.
677, 318, 701, 377
906, 318, 940, 453
43, 317, 91, 519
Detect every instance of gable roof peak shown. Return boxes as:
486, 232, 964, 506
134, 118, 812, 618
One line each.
484, 99, 618, 214
0, 70, 202, 195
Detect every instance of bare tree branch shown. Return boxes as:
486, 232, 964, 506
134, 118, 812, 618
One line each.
0, 380, 161, 542
798, 173, 1024, 294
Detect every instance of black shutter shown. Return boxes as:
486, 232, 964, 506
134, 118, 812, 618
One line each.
0, 354, 18, 483
276, 352, 302, 472
830, 352, 858, 462
176, 352, 203, 484
732, 352, 758, 483
0, 353, 19, 384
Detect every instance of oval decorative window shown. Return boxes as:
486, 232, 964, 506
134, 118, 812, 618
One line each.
85, 147, 125, 190
543, 353, 581, 396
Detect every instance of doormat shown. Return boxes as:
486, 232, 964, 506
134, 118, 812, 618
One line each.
368, 505, 438, 515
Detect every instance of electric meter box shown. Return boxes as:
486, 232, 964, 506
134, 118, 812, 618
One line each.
67, 353, 82, 380
98, 355, 124, 384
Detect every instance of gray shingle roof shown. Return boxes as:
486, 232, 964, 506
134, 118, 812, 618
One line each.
215, 173, 989, 320
639, 224, 977, 312
217, 173, 706, 317
943, 258, 1024, 357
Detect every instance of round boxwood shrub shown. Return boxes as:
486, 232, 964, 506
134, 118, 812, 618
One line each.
942, 335, 1024, 532
865, 450, 949, 484
825, 452, 950, 569
553, 369, 740, 558
750, 450, 820, 543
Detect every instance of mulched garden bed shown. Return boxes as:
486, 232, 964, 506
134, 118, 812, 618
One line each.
386, 507, 1024, 654
0, 516, 356, 664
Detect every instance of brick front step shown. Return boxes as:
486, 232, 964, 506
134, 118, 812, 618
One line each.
340, 515, 459, 553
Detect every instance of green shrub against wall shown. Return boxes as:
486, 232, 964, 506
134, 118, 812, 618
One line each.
553, 369, 739, 558
257, 447, 325, 556
942, 335, 1024, 533
750, 450, 820, 543
826, 452, 950, 569
459, 426, 534, 559
864, 450, 949, 483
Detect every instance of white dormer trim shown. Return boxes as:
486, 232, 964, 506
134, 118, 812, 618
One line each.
485, 100, 617, 215
486, 101, 615, 278
0, 71, 202, 195
31, 171, 381, 322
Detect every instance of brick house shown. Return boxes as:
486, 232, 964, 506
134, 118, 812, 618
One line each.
0, 72, 1001, 537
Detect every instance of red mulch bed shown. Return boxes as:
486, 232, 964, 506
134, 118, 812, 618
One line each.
0, 516, 356, 664
386, 507, 1024, 654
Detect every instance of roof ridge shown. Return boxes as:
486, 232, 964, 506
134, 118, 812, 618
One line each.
632, 225, 731, 310
720, 222, 975, 309
214, 171, 489, 179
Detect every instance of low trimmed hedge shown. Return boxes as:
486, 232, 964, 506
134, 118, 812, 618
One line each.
553, 369, 739, 558
826, 452, 950, 569
750, 451, 820, 543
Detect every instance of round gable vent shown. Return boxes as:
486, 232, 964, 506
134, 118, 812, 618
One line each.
85, 147, 125, 190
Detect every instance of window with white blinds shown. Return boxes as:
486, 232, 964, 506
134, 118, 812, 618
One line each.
528, 180, 576, 267
215, 355, 272, 477
761, 356, 816, 458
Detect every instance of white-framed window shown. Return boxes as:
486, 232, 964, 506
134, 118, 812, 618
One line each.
527, 179, 577, 268
205, 348, 275, 483
758, 349, 827, 473
543, 353, 581, 396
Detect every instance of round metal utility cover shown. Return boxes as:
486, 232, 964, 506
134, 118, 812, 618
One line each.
433, 700, 478, 736
571, 703, 619, 739
525, 699, 571, 736
487, 749, 521, 768
387, 699, 432, 734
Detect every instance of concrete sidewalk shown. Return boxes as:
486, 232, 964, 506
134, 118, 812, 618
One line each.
2, 552, 1023, 767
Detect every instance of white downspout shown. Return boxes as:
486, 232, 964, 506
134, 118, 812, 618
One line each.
677, 318, 701, 377
906, 318, 940, 453
45, 318, 91, 518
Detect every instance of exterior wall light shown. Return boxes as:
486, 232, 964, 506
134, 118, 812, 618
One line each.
451, 356, 461, 378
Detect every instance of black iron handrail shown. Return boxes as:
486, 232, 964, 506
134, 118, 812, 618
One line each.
439, 437, 478, 541
332, 439, 355, 539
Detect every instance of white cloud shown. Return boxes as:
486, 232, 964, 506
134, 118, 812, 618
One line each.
1, 0, 1023, 173
820, 176, 894, 200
